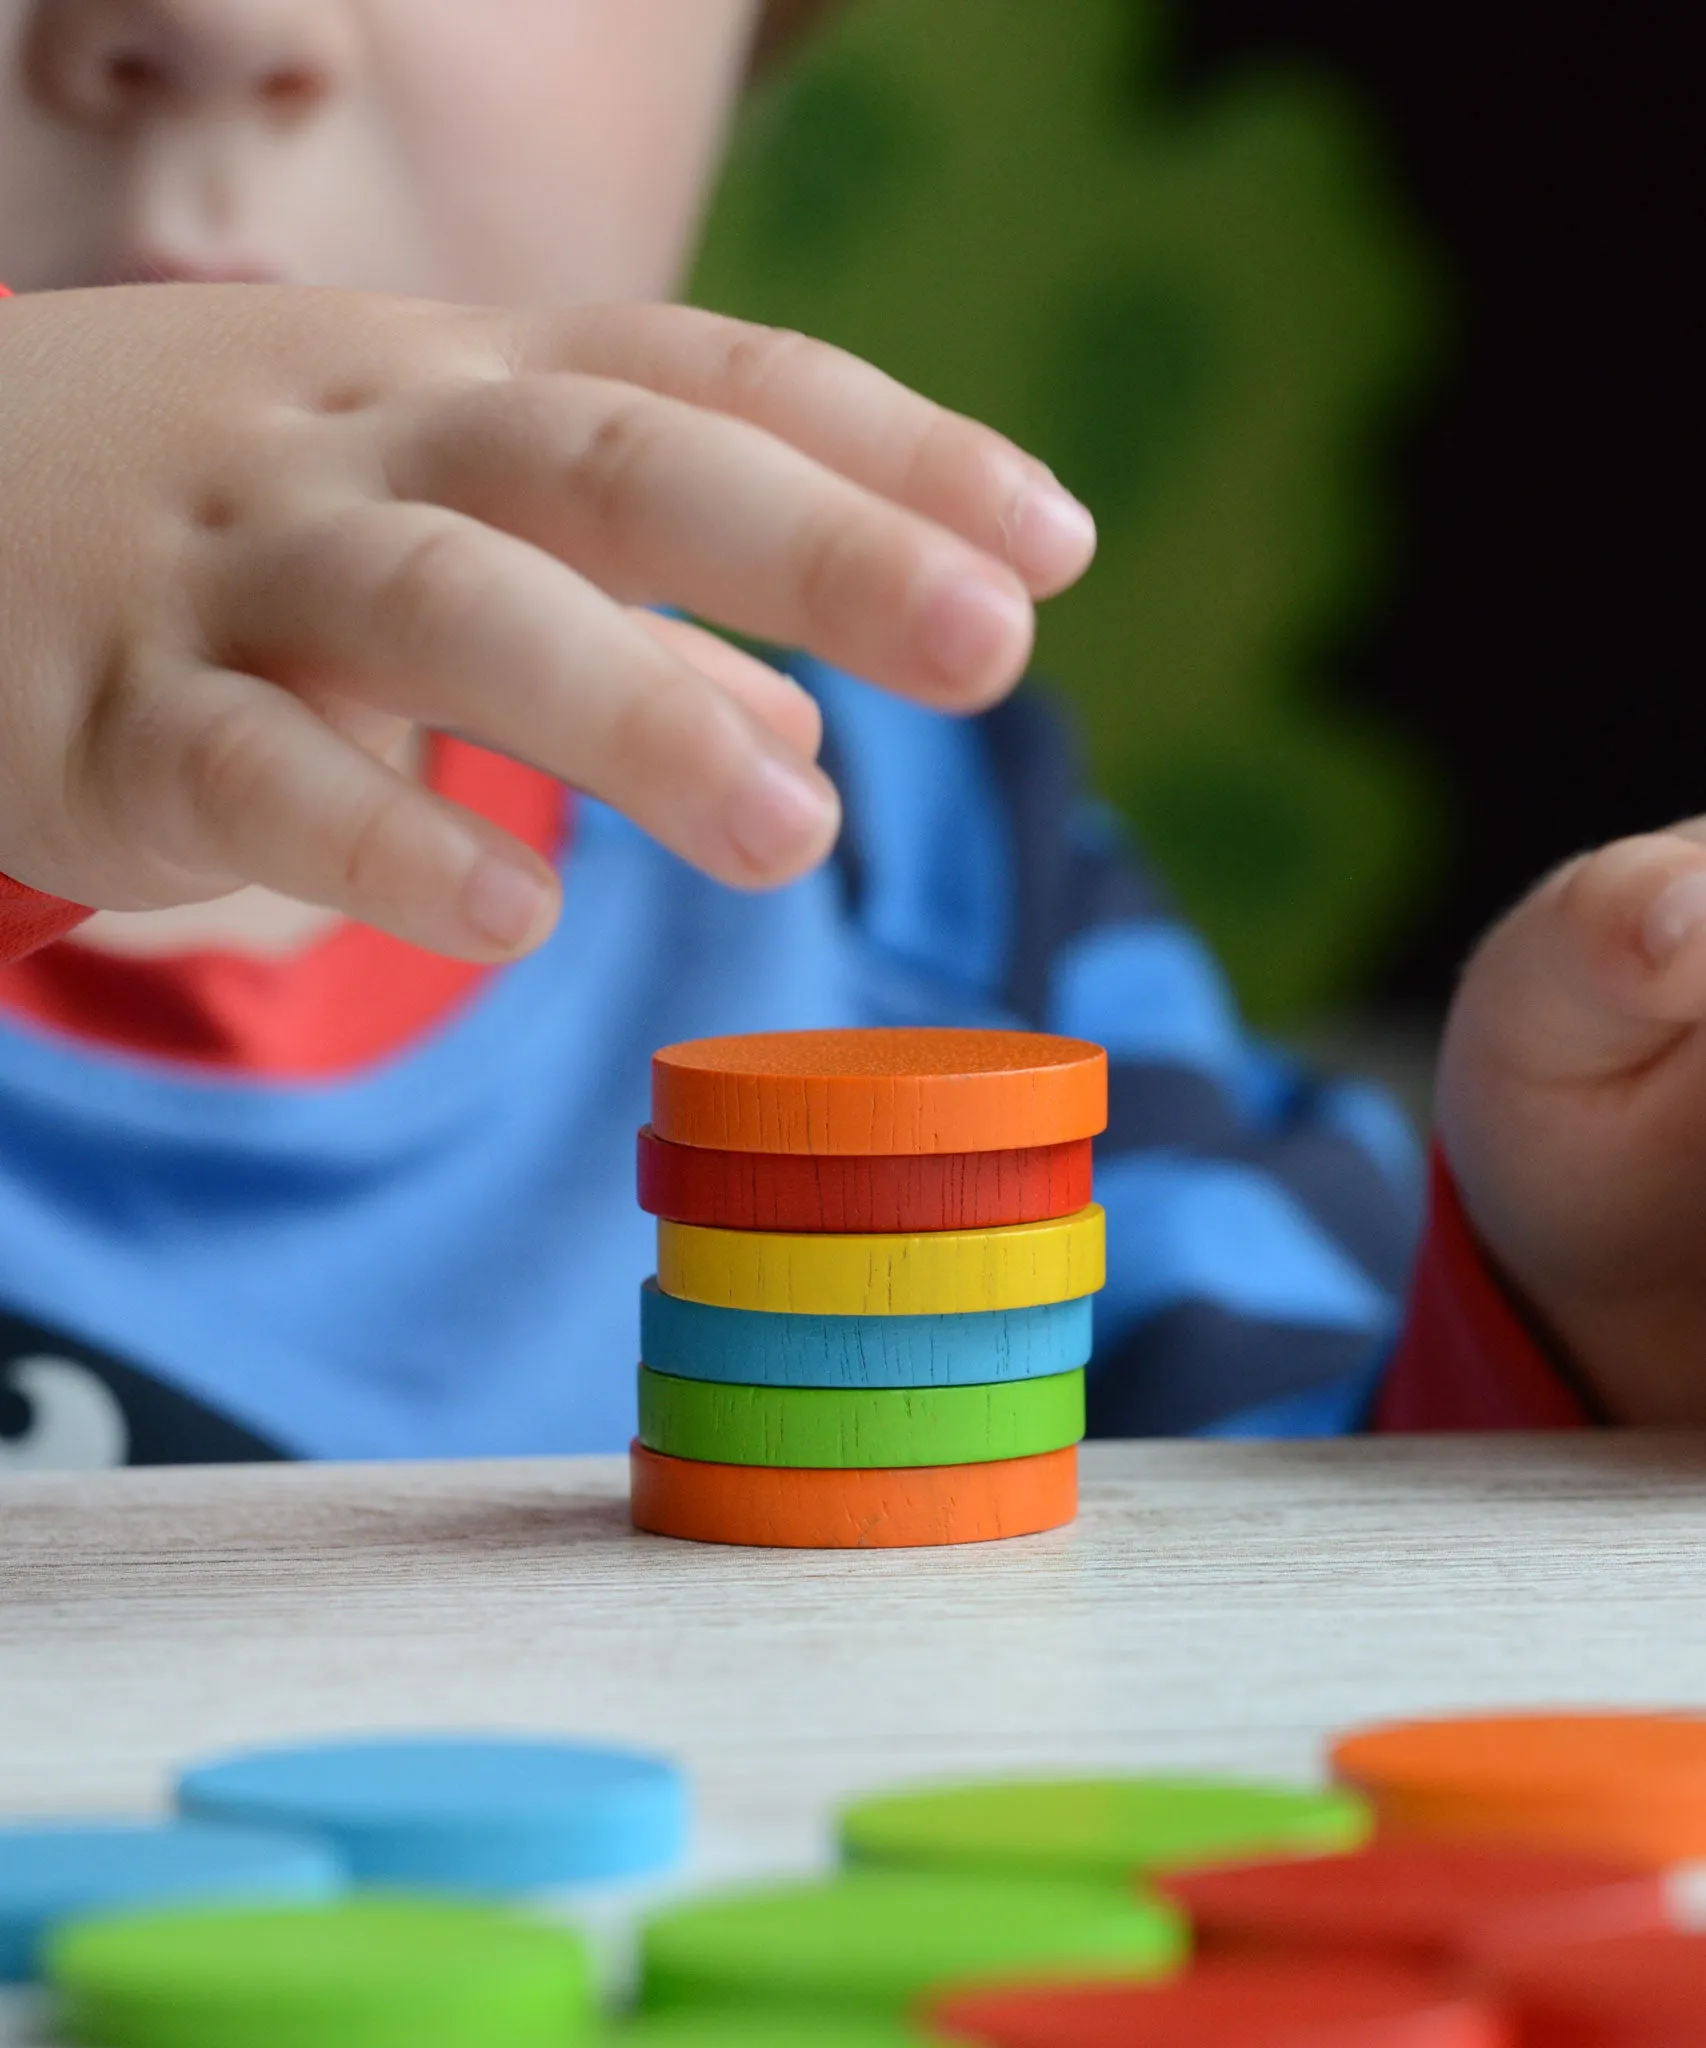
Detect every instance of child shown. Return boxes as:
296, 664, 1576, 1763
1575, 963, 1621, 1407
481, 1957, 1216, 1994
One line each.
0, 2, 1698, 1469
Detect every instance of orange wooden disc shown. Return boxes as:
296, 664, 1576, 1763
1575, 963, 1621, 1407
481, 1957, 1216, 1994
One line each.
1368, 1785, 1706, 1869
1333, 1714, 1706, 1802
1331, 1714, 1706, 1868
636, 1127, 1095, 1232
628, 1441, 1077, 1549
650, 1029, 1108, 1156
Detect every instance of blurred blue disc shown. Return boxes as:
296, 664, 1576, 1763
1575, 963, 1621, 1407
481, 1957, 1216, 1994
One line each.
177, 1737, 688, 1893
0, 1819, 344, 1981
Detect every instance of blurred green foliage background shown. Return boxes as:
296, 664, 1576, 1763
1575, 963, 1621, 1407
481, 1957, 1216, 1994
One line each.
692, 0, 1444, 1023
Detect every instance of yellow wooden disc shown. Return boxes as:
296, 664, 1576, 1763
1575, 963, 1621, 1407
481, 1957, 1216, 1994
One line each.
654, 1206, 1105, 1316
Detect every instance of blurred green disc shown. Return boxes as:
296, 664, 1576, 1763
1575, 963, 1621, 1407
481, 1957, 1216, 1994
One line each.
49, 1895, 593, 2048
598, 2016, 938, 2047
640, 1868, 1184, 2018
840, 1777, 1371, 1882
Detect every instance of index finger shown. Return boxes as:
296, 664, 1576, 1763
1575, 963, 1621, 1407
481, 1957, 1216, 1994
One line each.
527, 305, 1098, 599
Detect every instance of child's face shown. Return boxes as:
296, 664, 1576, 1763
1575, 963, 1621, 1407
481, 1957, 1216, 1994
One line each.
0, 0, 761, 302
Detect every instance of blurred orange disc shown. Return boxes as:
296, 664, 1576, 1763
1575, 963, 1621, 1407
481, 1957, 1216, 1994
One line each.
1477, 1928, 1706, 2047
1159, 1842, 1668, 1969
932, 1957, 1511, 2047
1330, 1715, 1706, 1867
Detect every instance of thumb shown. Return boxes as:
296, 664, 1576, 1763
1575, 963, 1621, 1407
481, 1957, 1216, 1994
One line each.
1448, 822, 1706, 1090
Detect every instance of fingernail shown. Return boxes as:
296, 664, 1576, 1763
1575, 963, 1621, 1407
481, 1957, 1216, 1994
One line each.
1644, 870, 1706, 966
918, 571, 1034, 691
1007, 479, 1098, 587
728, 753, 837, 874
461, 851, 555, 951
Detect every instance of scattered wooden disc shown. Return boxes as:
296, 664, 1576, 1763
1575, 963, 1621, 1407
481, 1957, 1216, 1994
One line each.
650, 1029, 1107, 1156
932, 1957, 1508, 2047
636, 1366, 1084, 1470
1476, 1927, 1706, 2046
1159, 1841, 1669, 1970
47, 1897, 593, 2048
840, 1778, 1368, 1885
655, 1206, 1105, 1317
628, 1442, 1078, 1548
1331, 1713, 1706, 1867
636, 1127, 1094, 1232
638, 1867, 1181, 2016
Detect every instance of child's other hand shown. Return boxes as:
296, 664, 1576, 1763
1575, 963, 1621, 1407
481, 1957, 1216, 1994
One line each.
0, 287, 1094, 957
1440, 821, 1706, 1421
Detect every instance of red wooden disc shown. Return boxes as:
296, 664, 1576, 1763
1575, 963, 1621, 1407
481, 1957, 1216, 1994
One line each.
1477, 1929, 1706, 2047
933, 1958, 1509, 2048
1159, 1843, 1667, 1970
635, 1127, 1094, 1233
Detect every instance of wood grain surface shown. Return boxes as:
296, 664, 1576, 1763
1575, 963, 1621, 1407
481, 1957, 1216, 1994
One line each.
4, 1437, 1706, 1895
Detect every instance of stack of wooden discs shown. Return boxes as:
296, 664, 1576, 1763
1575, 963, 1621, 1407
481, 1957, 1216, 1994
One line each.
629, 1028, 1108, 1550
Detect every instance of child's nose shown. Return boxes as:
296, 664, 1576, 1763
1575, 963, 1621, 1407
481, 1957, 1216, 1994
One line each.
25, 0, 355, 127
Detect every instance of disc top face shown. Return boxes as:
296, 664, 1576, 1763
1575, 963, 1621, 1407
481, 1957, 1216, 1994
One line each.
656, 1029, 1099, 1084
177, 1738, 687, 1891
1331, 1714, 1706, 1802
840, 1778, 1369, 1884
651, 1029, 1107, 1156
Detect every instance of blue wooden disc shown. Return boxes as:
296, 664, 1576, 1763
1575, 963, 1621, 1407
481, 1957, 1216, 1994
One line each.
176, 1738, 687, 1895
0, 1821, 344, 1982
639, 1282, 1093, 1389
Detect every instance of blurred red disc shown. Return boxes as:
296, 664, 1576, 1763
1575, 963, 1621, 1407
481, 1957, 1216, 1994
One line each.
931, 1956, 1512, 2047
1476, 1928, 1706, 2048
1159, 1842, 1667, 1969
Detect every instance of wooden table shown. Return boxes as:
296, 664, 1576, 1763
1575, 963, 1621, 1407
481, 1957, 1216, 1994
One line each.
4, 1436, 1706, 2030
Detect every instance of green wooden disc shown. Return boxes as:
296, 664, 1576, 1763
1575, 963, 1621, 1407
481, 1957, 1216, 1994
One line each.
840, 1777, 1372, 1883
639, 1869, 1185, 2018
48, 1896, 593, 2048
597, 2017, 938, 2048
635, 1367, 1085, 1469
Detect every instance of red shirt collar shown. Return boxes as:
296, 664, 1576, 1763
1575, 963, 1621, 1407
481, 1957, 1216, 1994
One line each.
0, 739, 568, 1080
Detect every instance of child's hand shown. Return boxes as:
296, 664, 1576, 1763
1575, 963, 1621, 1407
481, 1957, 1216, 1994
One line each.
0, 286, 1093, 958
1439, 822, 1706, 1421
